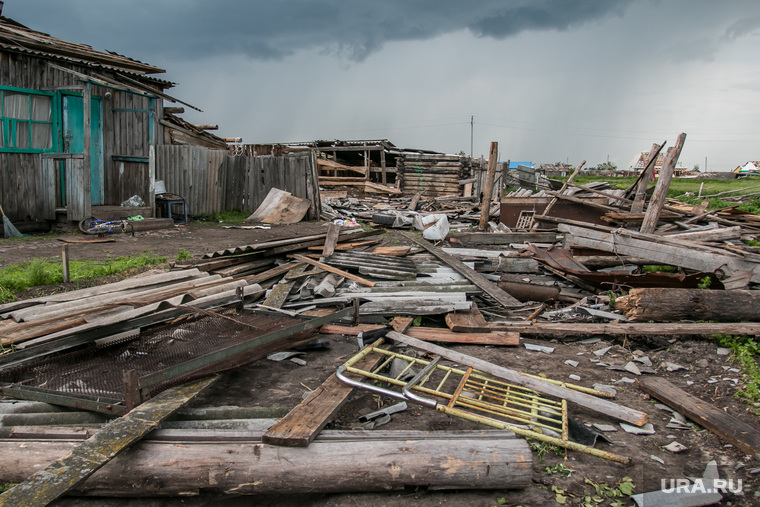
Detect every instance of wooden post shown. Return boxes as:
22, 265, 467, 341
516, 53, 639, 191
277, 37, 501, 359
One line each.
630, 142, 665, 213
61, 244, 70, 283
82, 81, 92, 219
380, 149, 387, 184
640, 133, 686, 234
478, 142, 498, 231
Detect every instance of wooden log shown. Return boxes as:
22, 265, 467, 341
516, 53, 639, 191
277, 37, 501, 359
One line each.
615, 288, 760, 322
387, 331, 648, 426
400, 232, 523, 308
640, 133, 686, 233
479, 142, 498, 231
639, 377, 760, 455
0, 377, 216, 506
0, 435, 532, 496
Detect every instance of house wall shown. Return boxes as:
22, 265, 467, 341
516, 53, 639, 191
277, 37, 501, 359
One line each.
156, 145, 320, 219
0, 51, 160, 222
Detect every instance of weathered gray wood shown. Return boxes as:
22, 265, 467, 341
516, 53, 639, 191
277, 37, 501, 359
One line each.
489, 320, 760, 336
401, 232, 523, 308
560, 223, 760, 283
630, 142, 664, 213
640, 377, 760, 455
387, 331, 649, 426
449, 231, 560, 245
0, 434, 532, 496
530, 160, 584, 230
666, 226, 742, 242
640, 133, 686, 233
0, 376, 216, 507
479, 142, 498, 231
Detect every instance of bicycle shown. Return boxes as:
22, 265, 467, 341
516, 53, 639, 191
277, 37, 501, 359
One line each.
78, 216, 135, 237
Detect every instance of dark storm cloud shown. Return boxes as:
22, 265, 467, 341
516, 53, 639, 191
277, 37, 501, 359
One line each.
6, 0, 634, 63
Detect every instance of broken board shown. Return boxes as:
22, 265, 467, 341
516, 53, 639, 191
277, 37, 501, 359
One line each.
639, 377, 760, 455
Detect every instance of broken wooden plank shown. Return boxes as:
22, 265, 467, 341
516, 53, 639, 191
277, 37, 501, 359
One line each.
639, 377, 760, 455
489, 321, 760, 336
479, 142, 498, 231
560, 223, 760, 283
0, 376, 216, 506
387, 331, 648, 426
321, 324, 517, 346
531, 160, 585, 230
241, 261, 306, 285
616, 288, 760, 322
400, 231, 523, 308
262, 342, 394, 447
322, 222, 340, 257
262, 264, 309, 308
629, 142, 665, 212
449, 232, 561, 246
640, 133, 686, 234
445, 303, 491, 333
292, 254, 375, 287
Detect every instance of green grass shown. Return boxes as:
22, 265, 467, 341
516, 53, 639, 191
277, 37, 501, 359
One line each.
195, 208, 249, 225
176, 249, 192, 261
714, 335, 760, 413
0, 253, 168, 303
558, 175, 760, 213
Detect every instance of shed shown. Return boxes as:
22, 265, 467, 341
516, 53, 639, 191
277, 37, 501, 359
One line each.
0, 8, 193, 229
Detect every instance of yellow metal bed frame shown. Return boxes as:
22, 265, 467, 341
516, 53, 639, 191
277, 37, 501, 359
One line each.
337, 340, 630, 464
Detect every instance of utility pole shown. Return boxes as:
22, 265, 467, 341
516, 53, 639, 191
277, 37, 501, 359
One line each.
470, 116, 473, 159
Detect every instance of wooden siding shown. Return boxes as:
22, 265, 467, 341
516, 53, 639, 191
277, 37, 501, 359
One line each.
156, 146, 320, 219
0, 51, 160, 222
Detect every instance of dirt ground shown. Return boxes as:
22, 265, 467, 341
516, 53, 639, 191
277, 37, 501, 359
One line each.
2, 222, 759, 506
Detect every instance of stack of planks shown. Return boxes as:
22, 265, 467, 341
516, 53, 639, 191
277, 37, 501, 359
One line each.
397, 153, 470, 197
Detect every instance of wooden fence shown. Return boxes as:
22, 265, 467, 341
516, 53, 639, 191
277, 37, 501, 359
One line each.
155, 146, 320, 219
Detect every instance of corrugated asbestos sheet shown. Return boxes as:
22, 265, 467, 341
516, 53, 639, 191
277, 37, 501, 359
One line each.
324, 251, 418, 280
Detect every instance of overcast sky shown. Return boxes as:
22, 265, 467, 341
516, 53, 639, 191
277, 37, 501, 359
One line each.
7, 0, 760, 170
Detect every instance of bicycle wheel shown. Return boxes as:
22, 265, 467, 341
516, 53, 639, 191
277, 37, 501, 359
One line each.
78, 216, 98, 235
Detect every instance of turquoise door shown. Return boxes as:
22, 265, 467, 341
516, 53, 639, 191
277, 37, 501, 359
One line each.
63, 95, 104, 205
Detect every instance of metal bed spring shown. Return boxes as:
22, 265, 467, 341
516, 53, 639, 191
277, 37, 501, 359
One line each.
336, 340, 630, 465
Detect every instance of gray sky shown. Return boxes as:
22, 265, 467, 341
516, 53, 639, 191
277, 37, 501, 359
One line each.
7, 0, 760, 170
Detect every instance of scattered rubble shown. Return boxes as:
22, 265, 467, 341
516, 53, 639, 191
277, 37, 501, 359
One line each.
1, 134, 760, 505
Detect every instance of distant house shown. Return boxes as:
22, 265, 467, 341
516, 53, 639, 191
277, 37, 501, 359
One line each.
733, 161, 760, 174
631, 151, 665, 172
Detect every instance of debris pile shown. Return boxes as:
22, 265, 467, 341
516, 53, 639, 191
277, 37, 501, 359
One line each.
1, 134, 760, 505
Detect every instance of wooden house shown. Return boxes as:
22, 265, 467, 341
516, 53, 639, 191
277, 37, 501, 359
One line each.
0, 8, 198, 230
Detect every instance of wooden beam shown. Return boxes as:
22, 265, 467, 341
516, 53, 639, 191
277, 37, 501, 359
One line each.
292, 254, 375, 287
630, 142, 665, 213
400, 232, 523, 308
489, 321, 760, 336
639, 377, 760, 455
322, 223, 340, 258
0, 376, 216, 506
320, 324, 518, 346
640, 133, 686, 233
445, 303, 491, 333
479, 142, 498, 231
387, 331, 648, 426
